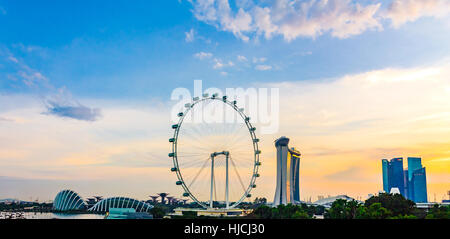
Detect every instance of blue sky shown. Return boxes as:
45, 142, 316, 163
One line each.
1, 0, 450, 201
1, 0, 450, 100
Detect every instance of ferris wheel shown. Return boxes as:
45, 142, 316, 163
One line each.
169, 93, 261, 209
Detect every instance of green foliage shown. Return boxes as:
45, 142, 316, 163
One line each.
357, 203, 392, 219
248, 204, 313, 219
150, 206, 166, 219
425, 204, 450, 219
365, 193, 415, 217
325, 199, 362, 219
388, 214, 417, 219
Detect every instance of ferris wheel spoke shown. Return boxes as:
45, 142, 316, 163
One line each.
187, 157, 211, 189
229, 156, 247, 193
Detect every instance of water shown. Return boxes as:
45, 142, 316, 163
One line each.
1, 212, 105, 219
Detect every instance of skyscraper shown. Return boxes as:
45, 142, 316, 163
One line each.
407, 157, 428, 203
387, 158, 406, 196
273, 136, 301, 206
381, 157, 428, 202
382, 159, 389, 193
411, 167, 427, 203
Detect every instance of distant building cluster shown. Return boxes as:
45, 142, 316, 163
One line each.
382, 157, 428, 203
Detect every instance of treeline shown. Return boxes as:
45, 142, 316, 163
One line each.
0, 202, 53, 212
248, 193, 450, 219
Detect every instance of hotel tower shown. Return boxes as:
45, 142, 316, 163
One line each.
273, 136, 301, 206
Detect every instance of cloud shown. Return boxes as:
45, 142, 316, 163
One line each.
255, 64, 272, 71
41, 87, 102, 121
0, 116, 13, 122
185, 28, 195, 42
213, 58, 234, 69
44, 101, 101, 122
0, 6, 6, 15
188, 0, 382, 41
252, 57, 266, 63
384, 0, 450, 28
8, 56, 18, 63
324, 167, 366, 182
187, 0, 450, 42
237, 55, 247, 62
194, 51, 213, 59
1, 49, 102, 122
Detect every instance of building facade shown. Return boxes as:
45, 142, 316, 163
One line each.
273, 136, 301, 206
381, 157, 428, 202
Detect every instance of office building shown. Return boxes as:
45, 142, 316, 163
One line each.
381, 157, 428, 202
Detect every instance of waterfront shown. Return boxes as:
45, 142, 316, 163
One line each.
0, 212, 105, 219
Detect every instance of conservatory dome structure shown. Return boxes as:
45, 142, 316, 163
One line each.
53, 190, 87, 211
88, 197, 153, 213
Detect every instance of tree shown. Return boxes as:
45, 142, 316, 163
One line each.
325, 199, 362, 219
249, 205, 272, 219
150, 206, 166, 219
365, 193, 415, 217
425, 204, 450, 219
248, 204, 312, 219
359, 203, 391, 219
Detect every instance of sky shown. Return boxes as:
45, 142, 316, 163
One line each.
0, 0, 449, 202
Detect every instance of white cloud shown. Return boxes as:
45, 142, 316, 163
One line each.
2, 51, 101, 121
194, 51, 213, 59
213, 58, 234, 69
188, 0, 450, 41
237, 55, 247, 62
8, 56, 18, 63
185, 28, 195, 42
255, 64, 272, 71
384, 0, 450, 28
252, 57, 267, 63
188, 0, 382, 41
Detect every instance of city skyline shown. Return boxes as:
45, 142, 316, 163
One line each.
1, 1, 450, 202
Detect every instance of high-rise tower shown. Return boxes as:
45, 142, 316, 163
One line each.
273, 136, 301, 206
381, 157, 427, 202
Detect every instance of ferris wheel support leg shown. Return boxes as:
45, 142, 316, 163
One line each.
226, 154, 229, 209
210, 157, 214, 209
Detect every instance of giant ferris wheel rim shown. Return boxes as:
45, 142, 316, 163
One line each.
169, 95, 261, 209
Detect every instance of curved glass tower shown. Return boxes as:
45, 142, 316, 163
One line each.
273, 136, 301, 206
